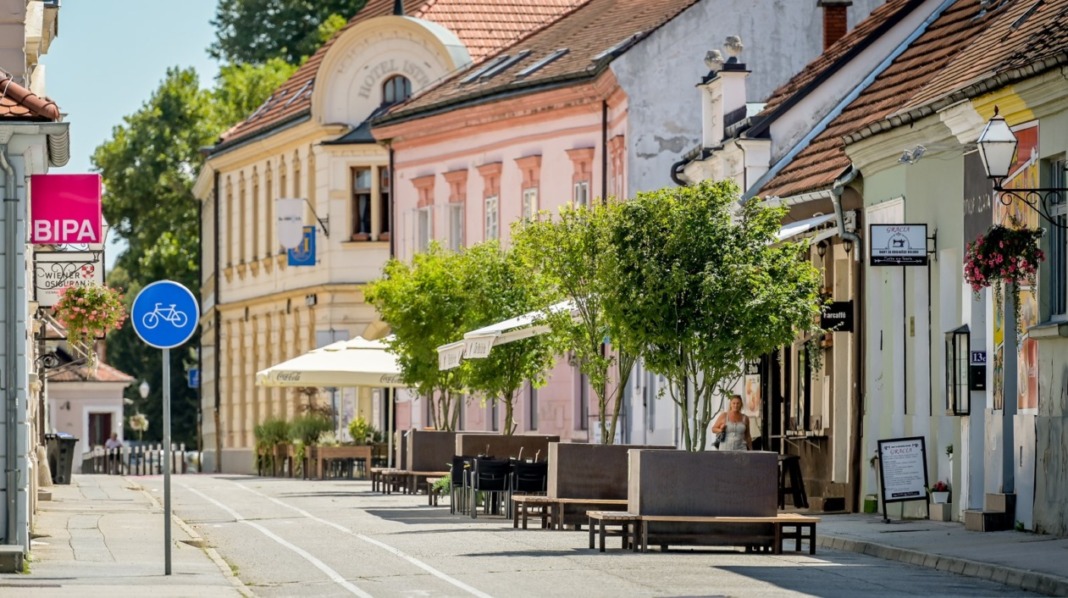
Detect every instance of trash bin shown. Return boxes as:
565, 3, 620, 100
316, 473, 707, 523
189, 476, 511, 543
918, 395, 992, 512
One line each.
46, 432, 79, 485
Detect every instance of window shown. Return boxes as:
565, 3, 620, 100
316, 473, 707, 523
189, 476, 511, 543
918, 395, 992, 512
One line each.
383, 75, 411, 105
1050, 158, 1067, 318
574, 181, 589, 207
522, 188, 538, 220
352, 168, 372, 238
380, 167, 391, 237
528, 383, 538, 431
485, 196, 499, 240
416, 207, 431, 253
448, 203, 464, 251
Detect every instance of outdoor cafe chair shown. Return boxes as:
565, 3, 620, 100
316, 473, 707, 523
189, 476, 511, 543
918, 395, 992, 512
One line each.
449, 455, 475, 515
469, 458, 511, 519
510, 460, 548, 495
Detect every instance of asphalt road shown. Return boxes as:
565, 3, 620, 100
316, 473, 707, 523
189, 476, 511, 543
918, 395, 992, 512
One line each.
137, 475, 1039, 598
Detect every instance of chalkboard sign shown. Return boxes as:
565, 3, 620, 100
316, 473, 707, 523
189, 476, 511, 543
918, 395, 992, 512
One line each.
876, 436, 929, 521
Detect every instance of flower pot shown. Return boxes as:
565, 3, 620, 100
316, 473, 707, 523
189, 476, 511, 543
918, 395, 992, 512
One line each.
863, 494, 878, 514
931, 491, 950, 504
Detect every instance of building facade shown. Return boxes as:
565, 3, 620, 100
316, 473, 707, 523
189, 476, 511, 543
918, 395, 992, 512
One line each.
372, 0, 881, 443
194, 0, 586, 473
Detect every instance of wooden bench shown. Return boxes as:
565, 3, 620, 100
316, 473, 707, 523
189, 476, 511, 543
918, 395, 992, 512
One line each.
637, 513, 819, 554
511, 495, 555, 529
407, 470, 449, 496
549, 498, 629, 530
587, 511, 641, 552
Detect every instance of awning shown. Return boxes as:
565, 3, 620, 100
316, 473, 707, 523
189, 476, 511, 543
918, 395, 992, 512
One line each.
463, 299, 575, 358
256, 336, 406, 388
435, 299, 576, 369
775, 213, 837, 242
437, 341, 465, 371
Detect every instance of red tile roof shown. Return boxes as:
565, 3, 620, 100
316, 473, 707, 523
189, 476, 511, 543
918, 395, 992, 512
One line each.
377, 0, 703, 125
754, 0, 921, 125
49, 361, 135, 383
0, 74, 60, 121
216, 0, 586, 149
759, 0, 1068, 199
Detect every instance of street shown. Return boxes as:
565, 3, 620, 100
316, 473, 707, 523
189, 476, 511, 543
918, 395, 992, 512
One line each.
135, 475, 1039, 598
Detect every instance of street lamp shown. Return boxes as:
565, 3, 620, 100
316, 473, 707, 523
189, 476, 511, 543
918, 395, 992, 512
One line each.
977, 106, 1067, 228
139, 380, 150, 400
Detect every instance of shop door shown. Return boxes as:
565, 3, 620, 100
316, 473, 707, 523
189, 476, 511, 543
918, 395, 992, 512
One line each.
88, 413, 112, 448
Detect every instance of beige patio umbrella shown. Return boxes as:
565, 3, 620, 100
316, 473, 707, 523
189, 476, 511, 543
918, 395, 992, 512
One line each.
256, 335, 406, 466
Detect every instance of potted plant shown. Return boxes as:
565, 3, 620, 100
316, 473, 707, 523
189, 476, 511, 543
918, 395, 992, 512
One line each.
929, 480, 951, 504
52, 284, 127, 361
963, 224, 1044, 328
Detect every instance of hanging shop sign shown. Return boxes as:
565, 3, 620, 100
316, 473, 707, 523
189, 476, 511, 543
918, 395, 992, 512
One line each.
870, 224, 928, 266
820, 301, 854, 332
30, 174, 103, 245
34, 252, 104, 308
287, 226, 316, 267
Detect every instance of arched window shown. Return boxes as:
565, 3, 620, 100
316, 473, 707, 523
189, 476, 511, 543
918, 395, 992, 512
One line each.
382, 75, 411, 105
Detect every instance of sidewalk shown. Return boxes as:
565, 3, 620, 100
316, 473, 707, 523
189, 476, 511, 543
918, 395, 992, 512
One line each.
816, 512, 1068, 597
0, 474, 249, 597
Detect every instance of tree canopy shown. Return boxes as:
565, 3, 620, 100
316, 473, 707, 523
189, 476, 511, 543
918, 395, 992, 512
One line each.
461, 242, 556, 435
209, 0, 367, 65
511, 204, 636, 443
603, 180, 824, 451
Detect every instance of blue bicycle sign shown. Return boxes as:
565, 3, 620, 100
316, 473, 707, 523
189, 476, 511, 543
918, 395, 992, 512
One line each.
141, 303, 190, 329
132, 281, 199, 349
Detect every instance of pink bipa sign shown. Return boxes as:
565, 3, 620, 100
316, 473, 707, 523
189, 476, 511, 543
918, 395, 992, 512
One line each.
30, 174, 103, 244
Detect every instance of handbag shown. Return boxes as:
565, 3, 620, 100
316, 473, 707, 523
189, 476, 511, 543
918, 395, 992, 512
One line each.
713, 428, 726, 449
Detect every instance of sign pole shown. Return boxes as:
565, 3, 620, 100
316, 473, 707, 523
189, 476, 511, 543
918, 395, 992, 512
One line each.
163, 347, 172, 575
130, 280, 198, 578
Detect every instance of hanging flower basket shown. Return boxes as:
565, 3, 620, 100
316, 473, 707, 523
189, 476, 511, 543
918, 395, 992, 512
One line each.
52, 285, 128, 349
963, 225, 1044, 327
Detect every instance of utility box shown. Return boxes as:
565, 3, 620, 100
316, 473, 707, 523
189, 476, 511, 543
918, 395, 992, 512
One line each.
46, 432, 79, 485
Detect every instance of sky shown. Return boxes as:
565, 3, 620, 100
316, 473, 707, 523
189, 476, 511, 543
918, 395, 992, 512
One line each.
46, 1, 221, 269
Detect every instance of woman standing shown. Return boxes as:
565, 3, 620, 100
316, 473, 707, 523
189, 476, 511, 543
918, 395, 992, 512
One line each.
711, 395, 752, 451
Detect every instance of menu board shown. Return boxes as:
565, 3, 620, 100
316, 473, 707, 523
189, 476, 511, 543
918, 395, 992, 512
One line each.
877, 437, 929, 504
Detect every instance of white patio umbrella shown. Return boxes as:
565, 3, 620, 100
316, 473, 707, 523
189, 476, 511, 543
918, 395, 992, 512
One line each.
256, 335, 406, 466
256, 335, 404, 388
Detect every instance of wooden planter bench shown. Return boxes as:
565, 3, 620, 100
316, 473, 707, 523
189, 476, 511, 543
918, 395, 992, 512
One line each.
637, 513, 819, 554
587, 511, 641, 552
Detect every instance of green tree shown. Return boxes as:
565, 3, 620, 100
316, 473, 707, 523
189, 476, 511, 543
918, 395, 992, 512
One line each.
512, 204, 636, 443
211, 59, 298, 128
96, 62, 288, 448
462, 242, 556, 435
209, 0, 367, 65
94, 68, 216, 447
604, 180, 824, 451
365, 243, 470, 430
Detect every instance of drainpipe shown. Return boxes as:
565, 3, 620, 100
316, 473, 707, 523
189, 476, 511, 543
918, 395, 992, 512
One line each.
1, 147, 19, 544
213, 170, 222, 473
831, 165, 865, 511
601, 101, 608, 204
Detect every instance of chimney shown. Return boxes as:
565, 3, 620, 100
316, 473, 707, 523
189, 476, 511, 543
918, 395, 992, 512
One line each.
818, 0, 853, 50
699, 36, 749, 149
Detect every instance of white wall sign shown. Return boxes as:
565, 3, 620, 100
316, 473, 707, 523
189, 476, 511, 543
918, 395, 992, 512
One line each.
870, 224, 928, 266
877, 436, 929, 505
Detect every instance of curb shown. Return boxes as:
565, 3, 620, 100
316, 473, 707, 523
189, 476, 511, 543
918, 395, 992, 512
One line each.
818, 535, 1068, 597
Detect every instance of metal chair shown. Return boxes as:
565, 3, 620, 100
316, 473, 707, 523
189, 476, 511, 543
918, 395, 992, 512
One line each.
511, 460, 548, 496
469, 458, 512, 519
449, 455, 474, 515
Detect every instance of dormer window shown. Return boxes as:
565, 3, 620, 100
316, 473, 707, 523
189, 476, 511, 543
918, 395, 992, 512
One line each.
383, 75, 411, 105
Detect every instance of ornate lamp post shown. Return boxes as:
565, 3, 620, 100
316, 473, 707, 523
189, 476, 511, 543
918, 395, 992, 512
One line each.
977, 107, 1067, 228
